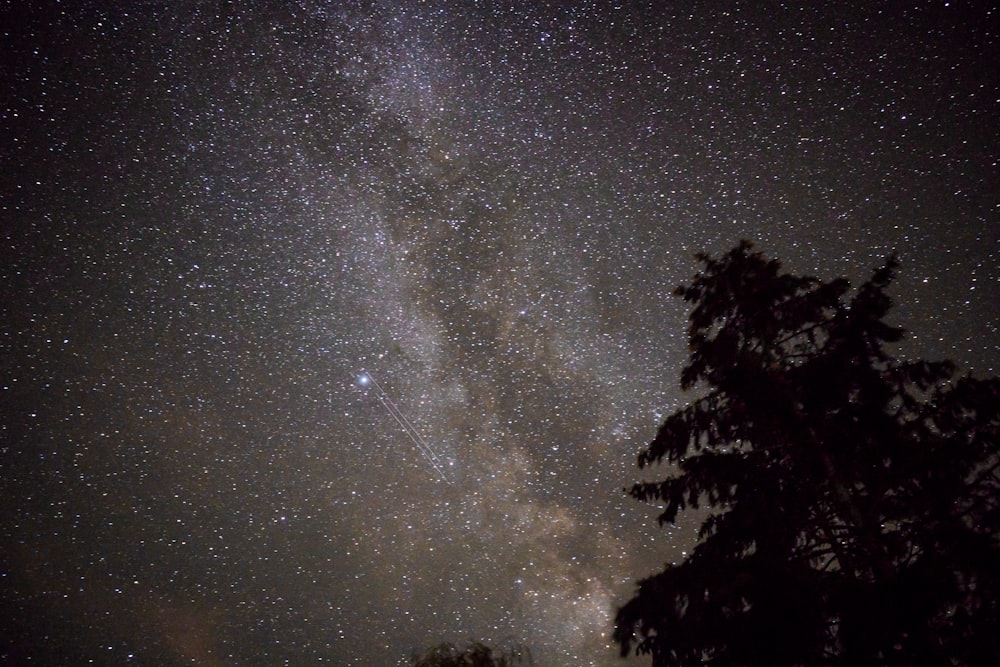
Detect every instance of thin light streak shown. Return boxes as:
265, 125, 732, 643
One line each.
361, 371, 452, 484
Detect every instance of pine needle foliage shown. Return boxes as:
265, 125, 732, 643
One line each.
615, 242, 1000, 667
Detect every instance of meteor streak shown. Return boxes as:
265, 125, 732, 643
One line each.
360, 372, 452, 484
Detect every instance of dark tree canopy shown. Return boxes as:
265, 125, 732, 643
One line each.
615, 242, 1000, 666
411, 640, 533, 667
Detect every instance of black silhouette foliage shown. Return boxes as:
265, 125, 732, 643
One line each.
615, 241, 1000, 666
411, 640, 533, 667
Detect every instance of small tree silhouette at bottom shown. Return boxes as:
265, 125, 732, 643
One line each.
411, 640, 533, 667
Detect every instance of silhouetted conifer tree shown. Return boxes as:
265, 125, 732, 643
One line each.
615, 241, 1000, 666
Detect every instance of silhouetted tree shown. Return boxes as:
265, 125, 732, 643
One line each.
411, 640, 533, 667
615, 241, 1000, 666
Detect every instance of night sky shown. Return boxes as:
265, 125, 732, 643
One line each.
2, 1, 997, 665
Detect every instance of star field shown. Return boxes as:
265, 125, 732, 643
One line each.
2, 2, 997, 665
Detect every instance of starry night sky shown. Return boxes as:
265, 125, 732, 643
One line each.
2, 1, 997, 665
